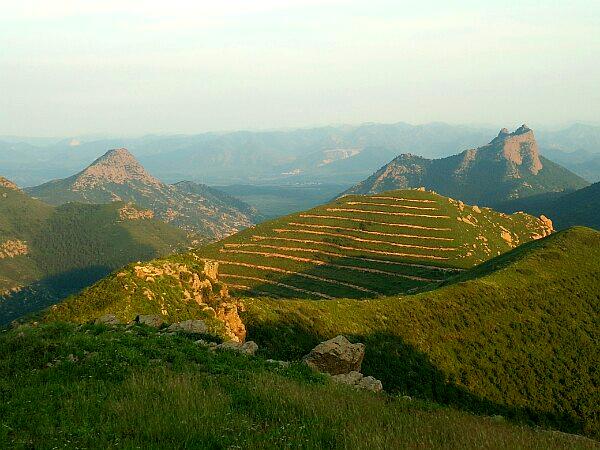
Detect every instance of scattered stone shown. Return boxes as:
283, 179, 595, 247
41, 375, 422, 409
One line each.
95, 314, 120, 326
331, 371, 383, 392
195, 339, 218, 349
357, 376, 383, 393
165, 319, 208, 334
67, 354, 79, 363
217, 340, 258, 356
303, 335, 365, 375
401, 395, 412, 401
135, 314, 164, 328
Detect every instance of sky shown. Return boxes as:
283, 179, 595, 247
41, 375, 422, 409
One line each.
1, 0, 599, 137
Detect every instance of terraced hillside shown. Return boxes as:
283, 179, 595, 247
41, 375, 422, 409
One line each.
190, 189, 553, 299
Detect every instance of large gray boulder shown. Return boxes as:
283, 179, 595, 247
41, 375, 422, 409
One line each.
303, 335, 365, 375
166, 319, 208, 334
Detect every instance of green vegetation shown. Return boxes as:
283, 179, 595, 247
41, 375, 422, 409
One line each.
242, 227, 600, 437
0, 183, 190, 325
191, 189, 553, 299
1, 322, 596, 449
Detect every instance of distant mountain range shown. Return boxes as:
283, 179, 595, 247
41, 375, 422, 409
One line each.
25, 149, 259, 241
2, 122, 599, 187
344, 126, 589, 205
0, 177, 190, 325
496, 181, 600, 230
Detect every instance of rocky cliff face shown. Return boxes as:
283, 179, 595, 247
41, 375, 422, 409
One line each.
484, 125, 543, 176
344, 126, 588, 205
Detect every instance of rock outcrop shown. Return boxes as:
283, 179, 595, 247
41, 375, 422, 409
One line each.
303, 335, 365, 375
0, 177, 20, 191
0, 240, 29, 259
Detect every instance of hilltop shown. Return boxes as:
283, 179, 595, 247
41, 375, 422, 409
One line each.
26, 148, 259, 241
345, 126, 589, 205
0, 179, 190, 325
45, 189, 554, 326
496, 181, 600, 230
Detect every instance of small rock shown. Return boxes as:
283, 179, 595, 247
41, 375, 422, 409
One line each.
401, 395, 412, 401
135, 314, 164, 328
166, 319, 208, 334
357, 376, 383, 393
303, 335, 365, 375
67, 354, 79, 363
95, 314, 120, 326
332, 371, 363, 385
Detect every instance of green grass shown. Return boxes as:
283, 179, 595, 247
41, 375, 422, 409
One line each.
0, 184, 190, 325
241, 227, 600, 438
1, 322, 596, 449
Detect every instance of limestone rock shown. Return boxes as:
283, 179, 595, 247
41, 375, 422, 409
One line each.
166, 319, 208, 334
216, 301, 246, 342
357, 376, 383, 393
331, 370, 383, 392
203, 260, 219, 281
303, 335, 365, 375
135, 314, 164, 328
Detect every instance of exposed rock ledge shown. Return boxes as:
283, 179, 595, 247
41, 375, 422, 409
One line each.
0, 240, 29, 259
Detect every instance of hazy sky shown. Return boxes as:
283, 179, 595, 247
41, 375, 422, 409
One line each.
1, 0, 599, 136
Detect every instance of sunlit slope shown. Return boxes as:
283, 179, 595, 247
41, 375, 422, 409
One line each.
193, 189, 552, 299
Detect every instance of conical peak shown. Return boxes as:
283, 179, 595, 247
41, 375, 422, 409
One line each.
73, 148, 161, 190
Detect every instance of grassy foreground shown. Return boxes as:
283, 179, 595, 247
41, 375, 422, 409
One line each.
1, 322, 596, 449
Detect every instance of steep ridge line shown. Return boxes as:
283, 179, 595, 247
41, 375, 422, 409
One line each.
299, 214, 452, 231
219, 274, 333, 299
286, 222, 454, 241
222, 243, 462, 272
250, 236, 451, 260
345, 201, 439, 211
202, 259, 382, 295
327, 208, 450, 219
219, 249, 439, 282
272, 229, 458, 252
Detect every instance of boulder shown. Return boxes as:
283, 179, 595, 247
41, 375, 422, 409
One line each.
166, 319, 208, 334
331, 371, 383, 393
303, 335, 365, 375
135, 314, 164, 328
217, 340, 258, 356
357, 376, 383, 393
95, 314, 120, 326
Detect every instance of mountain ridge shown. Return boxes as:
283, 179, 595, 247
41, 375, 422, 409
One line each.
26, 149, 259, 241
344, 126, 589, 205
